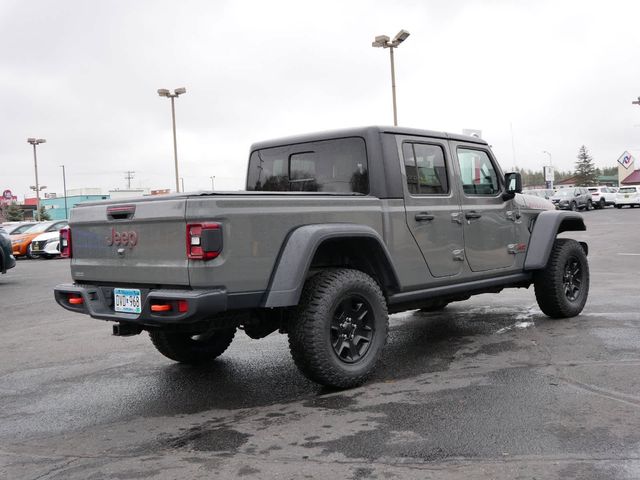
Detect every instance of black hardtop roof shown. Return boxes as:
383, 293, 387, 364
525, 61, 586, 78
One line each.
250, 126, 488, 151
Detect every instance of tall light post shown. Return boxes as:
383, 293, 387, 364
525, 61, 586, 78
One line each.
543, 150, 553, 190
157, 87, 187, 192
60, 165, 68, 220
372, 29, 410, 126
27, 138, 46, 221
210, 176, 215, 190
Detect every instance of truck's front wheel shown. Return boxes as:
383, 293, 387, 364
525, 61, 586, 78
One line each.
149, 328, 236, 364
288, 268, 388, 389
534, 239, 589, 319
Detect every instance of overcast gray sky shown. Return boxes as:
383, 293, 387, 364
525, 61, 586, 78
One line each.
2, 0, 640, 199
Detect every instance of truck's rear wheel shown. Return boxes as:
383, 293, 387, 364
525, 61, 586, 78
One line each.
149, 328, 236, 364
288, 268, 388, 389
534, 239, 589, 319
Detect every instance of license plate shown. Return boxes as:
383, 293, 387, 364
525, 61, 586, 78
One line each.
625, 194, 630, 198
114, 288, 142, 314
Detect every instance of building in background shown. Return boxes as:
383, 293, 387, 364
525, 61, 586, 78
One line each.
40, 190, 109, 220
108, 188, 150, 200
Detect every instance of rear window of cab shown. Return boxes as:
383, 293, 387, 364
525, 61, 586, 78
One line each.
246, 137, 368, 194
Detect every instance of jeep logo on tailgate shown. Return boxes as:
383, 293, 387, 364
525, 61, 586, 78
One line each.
106, 228, 138, 248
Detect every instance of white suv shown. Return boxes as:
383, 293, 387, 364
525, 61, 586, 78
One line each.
615, 186, 640, 208
588, 186, 616, 209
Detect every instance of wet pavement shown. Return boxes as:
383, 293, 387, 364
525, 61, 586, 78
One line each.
1, 208, 639, 479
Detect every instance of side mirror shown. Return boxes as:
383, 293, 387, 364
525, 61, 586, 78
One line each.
502, 172, 522, 200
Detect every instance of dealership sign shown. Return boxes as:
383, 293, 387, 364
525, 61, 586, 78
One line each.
617, 151, 635, 169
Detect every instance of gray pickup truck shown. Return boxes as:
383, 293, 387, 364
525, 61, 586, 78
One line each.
55, 126, 589, 388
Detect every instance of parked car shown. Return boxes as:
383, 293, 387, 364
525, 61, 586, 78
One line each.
30, 230, 63, 259
1, 222, 36, 235
615, 186, 640, 208
522, 188, 554, 199
587, 186, 617, 209
550, 187, 593, 211
0, 227, 17, 274
11, 220, 68, 258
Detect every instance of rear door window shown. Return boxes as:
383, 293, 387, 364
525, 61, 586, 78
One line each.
402, 143, 449, 195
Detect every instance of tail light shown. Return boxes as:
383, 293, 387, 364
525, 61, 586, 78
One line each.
187, 223, 222, 260
60, 227, 72, 258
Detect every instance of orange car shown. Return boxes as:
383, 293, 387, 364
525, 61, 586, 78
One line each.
11, 221, 68, 258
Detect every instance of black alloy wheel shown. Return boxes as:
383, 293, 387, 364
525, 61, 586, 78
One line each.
330, 295, 375, 364
562, 256, 583, 301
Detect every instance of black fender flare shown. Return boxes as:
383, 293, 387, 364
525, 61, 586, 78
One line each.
0, 247, 5, 274
263, 223, 400, 308
524, 210, 587, 270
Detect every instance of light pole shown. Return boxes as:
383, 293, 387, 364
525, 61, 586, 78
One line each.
158, 87, 187, 192
372, 29, 410, 126
543, 150, 553, 190
27, 138, 46, 221
60, 165, 68, 220
210, 176, 215, 190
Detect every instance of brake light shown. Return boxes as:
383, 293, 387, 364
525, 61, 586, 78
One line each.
187, 223, 222, 260
60, 227, 72, 258
150, 304, 172, 312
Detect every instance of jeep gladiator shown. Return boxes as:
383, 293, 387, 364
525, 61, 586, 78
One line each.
55, 126, 589, 388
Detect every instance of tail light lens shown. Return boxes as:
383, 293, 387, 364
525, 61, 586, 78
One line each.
187, 223, 222, 260
60, 227, 72, 258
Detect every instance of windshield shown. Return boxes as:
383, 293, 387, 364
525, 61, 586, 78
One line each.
555, 190, 574, 197
618, 187, 637, 194
23, 222, 54, 234
11, 223, 35, 234
247, 137, 368, 194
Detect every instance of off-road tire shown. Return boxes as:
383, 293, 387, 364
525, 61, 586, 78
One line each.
534, 238, 589, 319
288, 268, 388, 389
149, 328, 236, 364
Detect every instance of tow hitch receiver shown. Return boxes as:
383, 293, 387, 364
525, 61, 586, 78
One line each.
112, 323, 143, 337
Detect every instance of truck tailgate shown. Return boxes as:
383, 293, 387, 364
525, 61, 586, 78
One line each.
69, 198, 189, 285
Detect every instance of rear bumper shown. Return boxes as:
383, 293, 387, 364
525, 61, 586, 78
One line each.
54, 283, 228, 326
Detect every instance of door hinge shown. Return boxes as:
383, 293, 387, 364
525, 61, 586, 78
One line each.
507, 243, 527, 254
506, 210, 521, 222
452, 249, 465, 261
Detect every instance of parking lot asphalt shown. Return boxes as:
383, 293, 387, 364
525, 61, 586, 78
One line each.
1, 208, 640, 480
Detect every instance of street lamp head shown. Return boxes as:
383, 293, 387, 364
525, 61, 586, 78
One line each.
174, 87, 186, 95
157, 88, 170, 97
37, 138, 46, 144
27, 137, 36, 144
393, 29, 410, 45
27, 138, 46, 145
372, 34, 390, 48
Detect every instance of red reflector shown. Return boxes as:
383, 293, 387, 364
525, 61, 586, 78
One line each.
68, 295, 83, 305
151, 304, 172, 312
177, 300, 188, 313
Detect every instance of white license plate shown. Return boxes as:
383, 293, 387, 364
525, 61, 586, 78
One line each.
114, 288, 142, 314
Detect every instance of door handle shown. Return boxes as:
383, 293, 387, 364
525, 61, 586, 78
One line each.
465, 211, 482, 219
415, 212, 435, 222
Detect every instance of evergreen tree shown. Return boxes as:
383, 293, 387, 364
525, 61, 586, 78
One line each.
38, 206, 51, 221
1, 202, 24, 221
574, 146, 598, 186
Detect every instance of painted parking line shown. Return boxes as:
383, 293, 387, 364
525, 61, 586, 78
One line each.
618, 253, 640, 256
